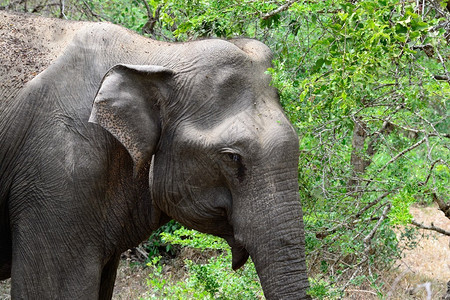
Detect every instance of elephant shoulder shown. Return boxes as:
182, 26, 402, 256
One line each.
0, 11, 86, 97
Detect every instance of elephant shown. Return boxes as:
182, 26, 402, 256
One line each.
0, 11, 310, 299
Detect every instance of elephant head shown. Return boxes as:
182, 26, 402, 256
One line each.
89, 39, 310, 299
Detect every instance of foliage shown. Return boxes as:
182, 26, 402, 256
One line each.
144, 220, 181, 260
270, 0, 449, 292
145, 228, 263, 299
160, 227, 227, 250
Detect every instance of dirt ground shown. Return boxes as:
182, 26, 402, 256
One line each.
112, 261, 152, 299
0, 261, 152, 300
345, 203, 450, 300
388, 204, 450, 299
1, 204, 449, 299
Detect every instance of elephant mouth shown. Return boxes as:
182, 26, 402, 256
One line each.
223, 236, 250, 270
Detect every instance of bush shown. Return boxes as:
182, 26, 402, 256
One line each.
145, 228, 263, 299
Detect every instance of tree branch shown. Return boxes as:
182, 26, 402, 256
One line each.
418, 159, 446, 187
377, 137, 427, 174
363, 203, 391, 249
411, 219, 450, 236
434, 74, 449, 81
261, 0, 298, 19
355, 191, 392, 219
431, 192, 450, 220
435, 43, 450, 84
412, 44, 434, 57
82, 0, 104, 21
141, 0, 151, 15
30, 2, 59, 13
141, 0, 162, 36
378, 121, 450, 139
59, 0, 66, 19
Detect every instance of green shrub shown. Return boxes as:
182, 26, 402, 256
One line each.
144, 220, 182, 260
145, 228, 264, 299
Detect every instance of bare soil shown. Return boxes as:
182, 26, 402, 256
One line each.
387, 204, 450, 299
112, 261, 152, 299
344, 203, 450, 299
0, 204, 448, 299
398, 204, 450, 283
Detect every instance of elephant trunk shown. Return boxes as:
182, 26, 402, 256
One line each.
232, 170, 310, 299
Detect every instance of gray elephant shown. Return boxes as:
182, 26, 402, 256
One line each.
0, 11, 310, 299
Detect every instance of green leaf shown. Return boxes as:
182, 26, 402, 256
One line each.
311, 58, 325, 73
395, 24, 408, 34
411, 19, 429, 31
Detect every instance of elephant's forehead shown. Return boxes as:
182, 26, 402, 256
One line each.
218, 107, 295, 141
171, 39, 271, 75
173, 76, 279, 133
221, 111, 298, 160
182, 39, 247, 63
186, 106, 296, 151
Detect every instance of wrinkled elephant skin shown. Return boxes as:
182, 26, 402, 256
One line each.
0, 11, 310, 299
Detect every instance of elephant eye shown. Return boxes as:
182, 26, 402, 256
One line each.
223, 152, 246, 182
227, 153, 241, 163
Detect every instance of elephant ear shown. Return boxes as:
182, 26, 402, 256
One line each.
89, 64, 174, 171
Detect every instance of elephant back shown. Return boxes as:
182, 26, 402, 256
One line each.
0, 11, 85, 101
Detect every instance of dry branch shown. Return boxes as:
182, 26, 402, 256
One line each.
363, 203, 391, 249
432, 192, 450, 220
412, 44, 435, 57
419, 159, 447, 187
435, 43, 450, 83
346, 289, 378, 296
434, 74, 449, 81
29, 2, 59, 13
261, 0, 298, 19
408, 282, 432, 300
355, 191, 392, 219
82, 0, 103, 21
141, 0, 162, 36
411, 219, 450, 236
59, 0, 65, 19
380, 121, 450, 139
377, 137, 427, 174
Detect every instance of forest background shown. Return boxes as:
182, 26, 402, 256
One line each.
1, 0, 449, 298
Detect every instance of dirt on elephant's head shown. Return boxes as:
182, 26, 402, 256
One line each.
0, 11, 85, 99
